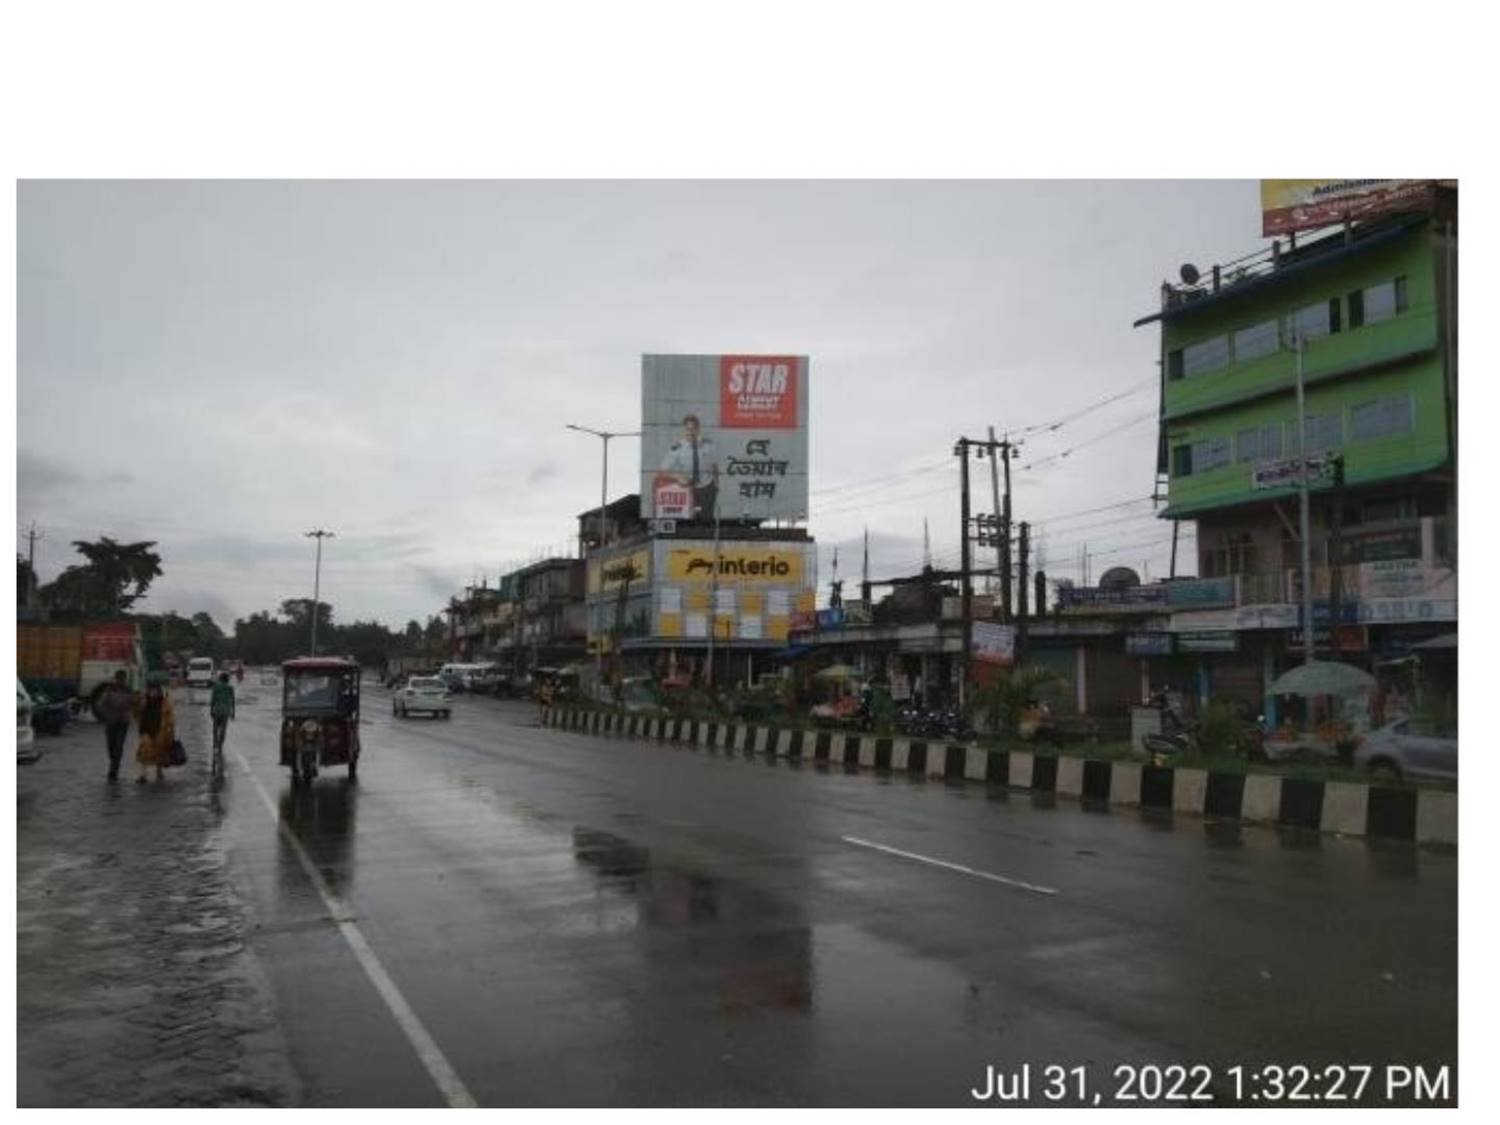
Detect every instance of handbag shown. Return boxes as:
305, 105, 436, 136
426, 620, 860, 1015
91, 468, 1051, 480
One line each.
169, 738, 188, 767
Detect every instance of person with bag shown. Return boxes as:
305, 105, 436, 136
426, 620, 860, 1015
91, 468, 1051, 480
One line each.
96, 670, 136, 783
210, 672, 236, 757
133, 682, 177, 784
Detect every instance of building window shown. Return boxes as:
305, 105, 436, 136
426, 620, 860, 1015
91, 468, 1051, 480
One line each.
1348, 276, 1409, 328
1232, 320, 1280, 363
1236, 424, 1284, 463
1203, 533, 1256, 578
1190, 437, 1231, 474
1289, 412, 1344, 453
1181, 335, 1230, 378
1172, 444, 1193, 476
1351, 395, 1415, 442
1288, 298, 1341, 344
1167, 349, 1185, 381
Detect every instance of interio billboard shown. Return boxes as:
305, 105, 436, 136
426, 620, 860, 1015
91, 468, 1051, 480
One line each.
652, 539, 816, 643
641, 354, 809, 522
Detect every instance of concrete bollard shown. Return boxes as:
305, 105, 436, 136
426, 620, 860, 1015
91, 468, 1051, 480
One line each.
1055, 756, 1084, 797
1009, 750, 1035, 789
1108, 761, 1141, 806
892, 739, 910, 772
1416, 789, 1458, 845
1321, 781, 1369, 837
857, 737, 876, 769
1172, 767, 1208, 815
964, 745, 989, 782
1240, 773, 1283, 823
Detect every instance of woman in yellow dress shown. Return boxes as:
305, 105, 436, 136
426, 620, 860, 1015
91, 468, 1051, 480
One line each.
133, 683, 176, 783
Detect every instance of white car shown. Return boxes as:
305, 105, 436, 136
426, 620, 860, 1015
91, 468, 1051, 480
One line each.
17, 680, 41, 764
1354, 718, 1458, 783
394, 676, 451, 719
186, 657, 215, 689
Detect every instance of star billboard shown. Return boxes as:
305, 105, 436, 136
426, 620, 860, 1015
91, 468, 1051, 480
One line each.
641, 354, 809, 522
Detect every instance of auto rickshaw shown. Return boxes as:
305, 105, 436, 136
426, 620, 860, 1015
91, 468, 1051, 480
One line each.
280, 656, 361, 784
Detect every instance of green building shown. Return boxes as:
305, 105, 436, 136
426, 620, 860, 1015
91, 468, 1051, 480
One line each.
1134, 194, 1457, 718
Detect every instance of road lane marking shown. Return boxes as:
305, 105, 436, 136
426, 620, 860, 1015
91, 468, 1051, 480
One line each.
840, 835, 1060, 897
229, 745, 478, 1108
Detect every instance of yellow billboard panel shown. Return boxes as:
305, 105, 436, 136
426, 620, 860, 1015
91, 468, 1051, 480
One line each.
658, 541, 811, 586
587, 547, 651, 595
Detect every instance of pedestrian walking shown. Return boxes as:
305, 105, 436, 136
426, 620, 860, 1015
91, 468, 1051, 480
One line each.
96, 670, 135, 783
133, 682, 176, 784
210, 671, 236, 763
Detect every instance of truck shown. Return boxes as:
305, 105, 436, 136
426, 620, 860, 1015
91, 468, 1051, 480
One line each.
16, 621, 147, 709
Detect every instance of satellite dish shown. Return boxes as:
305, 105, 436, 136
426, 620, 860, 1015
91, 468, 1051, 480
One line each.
1179, 263, 1201, 285
1099, 566, 1140, 590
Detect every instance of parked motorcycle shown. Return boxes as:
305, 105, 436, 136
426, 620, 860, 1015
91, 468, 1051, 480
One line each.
1140, 690, 1193, 759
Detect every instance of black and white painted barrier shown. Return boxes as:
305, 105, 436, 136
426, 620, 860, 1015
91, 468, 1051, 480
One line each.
539, 707, 1457, 846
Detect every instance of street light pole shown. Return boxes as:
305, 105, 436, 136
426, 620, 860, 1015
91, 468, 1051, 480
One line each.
1294, 336, 1316, 667
305, 529, 335, 656
566, 424, 641, 696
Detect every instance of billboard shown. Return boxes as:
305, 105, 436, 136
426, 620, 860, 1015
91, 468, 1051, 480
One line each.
652, 539, 816, 643
641, 354, 809, 522
1259, 179, 1445, 236
971, 622, 1015, 666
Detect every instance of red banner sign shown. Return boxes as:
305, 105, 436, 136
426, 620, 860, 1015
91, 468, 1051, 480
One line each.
720, 355, 798, 429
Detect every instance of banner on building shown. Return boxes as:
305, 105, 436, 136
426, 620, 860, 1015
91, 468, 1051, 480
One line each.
1177, 631, 1239, 653
1260, 179, 1447, 236
641, 354, 810, 522
1252, 453, 1335, 491
587, 547, 651, 595
1165, 577, 1237, 609
971, 622, 1016, 666
652, 539, 816, 644
1126, 632, 1175, 656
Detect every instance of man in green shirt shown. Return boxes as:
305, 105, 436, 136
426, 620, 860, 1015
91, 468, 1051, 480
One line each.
210, 672, 236, 756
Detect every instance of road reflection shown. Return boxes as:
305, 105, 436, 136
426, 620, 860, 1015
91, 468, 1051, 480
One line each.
278, 780, 359, 897
571, 827, 813, 1016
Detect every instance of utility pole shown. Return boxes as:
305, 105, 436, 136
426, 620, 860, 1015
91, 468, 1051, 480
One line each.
1328, 453, 1347, 649
1017, 522, 1031, 662
1294, 335, 1316, 666
22, 522, 42, 610
304, 529, 335, 656
566, 423, 641, 697
987, 426, 1014, 622
705, 508, 722, 691
956, 437, 974, 709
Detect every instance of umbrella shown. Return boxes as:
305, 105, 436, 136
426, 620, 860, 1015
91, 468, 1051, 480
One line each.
814, 664, 861, 680
1267, 661, 1376, 697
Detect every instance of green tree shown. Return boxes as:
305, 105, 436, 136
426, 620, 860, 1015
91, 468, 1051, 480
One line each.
38, 537, 162, 617
17, 554, 37, 609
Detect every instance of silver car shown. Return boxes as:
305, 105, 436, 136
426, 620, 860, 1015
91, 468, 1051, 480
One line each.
394, 675, 451, 719
1354, 718, 1457, 783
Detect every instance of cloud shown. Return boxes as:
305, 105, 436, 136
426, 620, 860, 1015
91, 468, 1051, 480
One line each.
17, 450, 82, 496
526, 461, 560, 485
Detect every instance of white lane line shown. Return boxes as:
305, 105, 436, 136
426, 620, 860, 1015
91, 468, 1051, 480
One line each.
841, 835, 1060, 897
230, 745, 478, 1108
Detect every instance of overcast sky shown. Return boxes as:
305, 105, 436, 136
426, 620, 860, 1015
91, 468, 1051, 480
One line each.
17, 180, 1264, 630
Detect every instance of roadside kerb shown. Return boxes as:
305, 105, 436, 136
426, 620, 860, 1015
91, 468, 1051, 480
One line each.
544, 706, 1457, 846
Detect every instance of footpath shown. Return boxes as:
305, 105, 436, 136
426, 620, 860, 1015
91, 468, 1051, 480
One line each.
16, 693, 300, 1107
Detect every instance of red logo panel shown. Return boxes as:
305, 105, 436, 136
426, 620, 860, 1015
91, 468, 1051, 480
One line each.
720, 355, 798, 428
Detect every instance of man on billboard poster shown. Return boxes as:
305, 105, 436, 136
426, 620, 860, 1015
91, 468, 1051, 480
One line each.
657, 413, 719, 519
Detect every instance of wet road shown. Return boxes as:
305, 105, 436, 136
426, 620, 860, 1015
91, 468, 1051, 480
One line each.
206, 684, 1456, 1106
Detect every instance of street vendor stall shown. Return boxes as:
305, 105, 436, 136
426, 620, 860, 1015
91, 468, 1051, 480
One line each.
1263, 661, 1376, 761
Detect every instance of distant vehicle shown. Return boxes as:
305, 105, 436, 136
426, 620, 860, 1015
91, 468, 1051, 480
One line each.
1354, 718, 1458, 784
438, 663, 495, 694
394, 675, 451, 719
185, 657, 216, 689
17, 680, 41, 764
27, 687, 72, 736
462, 664, 500, 694
17, 622, 146, 710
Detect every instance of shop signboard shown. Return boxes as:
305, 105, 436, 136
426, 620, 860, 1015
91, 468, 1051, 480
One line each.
1177, 631, 1239, 653
1126, 632, 1175, 656
1341, 525, 1423, 564
789, 610, 817, 634
1233, 603, 1300, 630
816, 607, 846, 631
1252, 453, 1335, 491
641, 354, 810, 521
1260, 179, 1446, 236
1056, 584, 1168, 611
1165, 577, 1237, 609
971, 622, 1016, 666
1359, 558, 1426, 597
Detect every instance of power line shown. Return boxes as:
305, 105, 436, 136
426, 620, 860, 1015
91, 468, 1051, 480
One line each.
1019, 411, 1157, 471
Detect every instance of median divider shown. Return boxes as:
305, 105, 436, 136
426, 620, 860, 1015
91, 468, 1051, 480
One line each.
537, 706, 1456, 846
